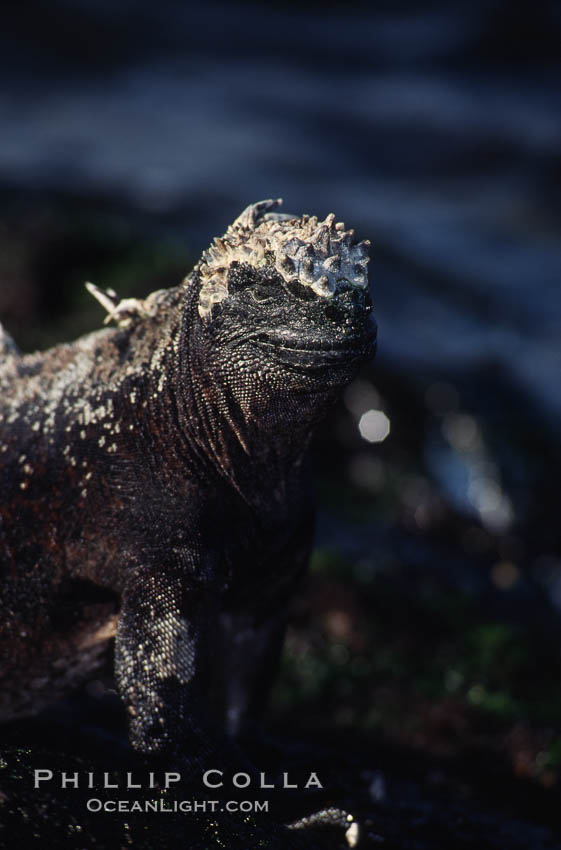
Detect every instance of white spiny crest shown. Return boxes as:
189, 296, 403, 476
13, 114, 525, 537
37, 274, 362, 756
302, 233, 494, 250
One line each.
85, 282, 168, 328
198, 199, 371, 320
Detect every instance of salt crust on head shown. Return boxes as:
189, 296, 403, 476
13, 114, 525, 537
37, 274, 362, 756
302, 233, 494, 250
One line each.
197, 199, 371, 320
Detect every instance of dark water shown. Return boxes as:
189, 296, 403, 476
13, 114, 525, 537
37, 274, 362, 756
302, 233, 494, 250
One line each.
1, 0, 560, 425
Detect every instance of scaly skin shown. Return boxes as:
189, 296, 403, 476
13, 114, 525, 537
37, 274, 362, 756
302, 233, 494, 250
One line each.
0, 199, 376, 779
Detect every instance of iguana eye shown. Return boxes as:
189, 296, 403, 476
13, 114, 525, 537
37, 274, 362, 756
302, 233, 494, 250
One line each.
251, 284, 275, 303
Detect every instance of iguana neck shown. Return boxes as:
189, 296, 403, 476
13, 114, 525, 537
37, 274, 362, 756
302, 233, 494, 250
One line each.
177, 337, 331, 511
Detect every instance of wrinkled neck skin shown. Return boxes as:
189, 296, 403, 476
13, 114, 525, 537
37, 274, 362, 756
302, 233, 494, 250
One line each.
176, 294, 338, 510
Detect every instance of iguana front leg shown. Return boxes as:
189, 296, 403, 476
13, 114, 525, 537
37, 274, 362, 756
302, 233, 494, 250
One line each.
216, 609, 287, 739
114, 564, 220, 769
215, 537, 312, 744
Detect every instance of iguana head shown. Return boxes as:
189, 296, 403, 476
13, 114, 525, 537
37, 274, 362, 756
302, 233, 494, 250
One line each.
191, 199, 376, 394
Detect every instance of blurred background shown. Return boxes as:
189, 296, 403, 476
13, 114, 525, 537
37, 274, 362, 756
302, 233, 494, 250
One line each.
1, 0, 561, 841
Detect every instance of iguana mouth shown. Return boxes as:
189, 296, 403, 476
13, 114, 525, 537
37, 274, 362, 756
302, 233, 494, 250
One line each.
251, 329, 376, 373
252, 327, 376, 355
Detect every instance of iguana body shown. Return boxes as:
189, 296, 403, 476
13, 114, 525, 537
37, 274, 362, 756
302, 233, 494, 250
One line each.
0, 199, 376, 772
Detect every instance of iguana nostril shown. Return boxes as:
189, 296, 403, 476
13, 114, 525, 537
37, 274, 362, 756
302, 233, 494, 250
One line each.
325, 290, 363, 323
324, 304, 340, 322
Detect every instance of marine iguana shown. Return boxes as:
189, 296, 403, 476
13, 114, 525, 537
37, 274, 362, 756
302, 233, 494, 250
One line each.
0, 199, 376, 774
